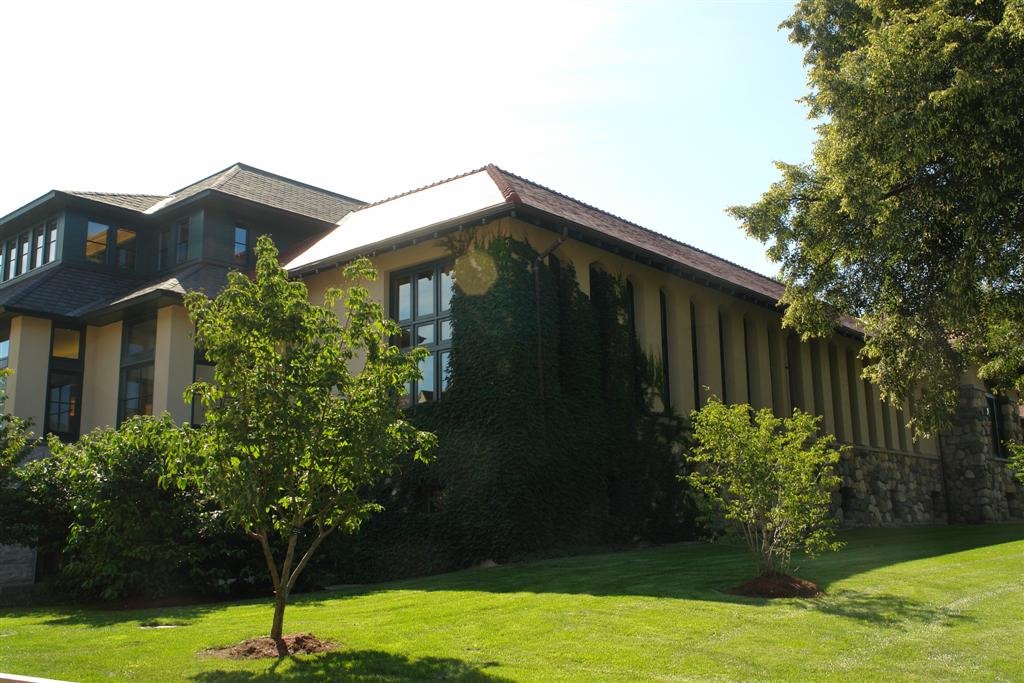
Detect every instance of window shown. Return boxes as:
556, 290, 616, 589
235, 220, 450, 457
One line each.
3, 240, 14, 281
119, 317, 157, 423
85, 221, 110, 264
690, 302, 700, 409
46, 326, 84, 441
391, 261, 455, 405
233, 226, 249, 266
985, 393, 1006, 458
158, 226, 171, 270
176, 218, 191, 264
19, 234, 30, 274
0, 338, 9, 370
46, 371, 81, 440
115, 228, 136, 270
51, 328, 81, 359
46, 220, 58, 262
32, 227, 45, 268
659, 290, 671, 410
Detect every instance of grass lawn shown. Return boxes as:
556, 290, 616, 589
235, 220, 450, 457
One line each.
1, 524, 1022, 682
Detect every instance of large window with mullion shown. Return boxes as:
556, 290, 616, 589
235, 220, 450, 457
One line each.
46, 327, 84, 442
118, 317, 157, 423
391, 261, 455, 406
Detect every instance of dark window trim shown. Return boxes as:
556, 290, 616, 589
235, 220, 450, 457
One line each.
389, 258, 454, 405
45, 324, 85, 442
117, 316, 157, 424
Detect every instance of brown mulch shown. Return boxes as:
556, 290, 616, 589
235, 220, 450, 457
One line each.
203, 633, 337, 659
727, 574, 823, 599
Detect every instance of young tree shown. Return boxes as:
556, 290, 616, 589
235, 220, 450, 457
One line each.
688, 398, 842, 577
167, 236, 434, 643
729, 1, 1024, 432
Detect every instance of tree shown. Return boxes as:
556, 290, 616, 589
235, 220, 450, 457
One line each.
1010, 443, 1024, 484
729, 0, 1024, 432
687, 398, 842, 577
167, 236, 435, 643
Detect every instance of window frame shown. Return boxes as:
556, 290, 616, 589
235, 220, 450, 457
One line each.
84, 220, 111, 265
46, 325, 85, 442
389, 259, 455, 406
233, 224, 250, 267
117, 316, 157, 424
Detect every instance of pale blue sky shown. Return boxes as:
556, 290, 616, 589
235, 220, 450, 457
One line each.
0, 1, 813, 276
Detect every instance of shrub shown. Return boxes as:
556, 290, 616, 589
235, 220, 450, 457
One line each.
687, 397, 843, 577
6, 416, 260, 601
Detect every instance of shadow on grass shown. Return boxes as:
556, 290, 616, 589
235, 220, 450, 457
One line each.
804, 589, 975, 627
191, 649, 510, 682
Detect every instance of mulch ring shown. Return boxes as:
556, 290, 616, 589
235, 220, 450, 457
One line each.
727, 574, 823, 599
202, 633, 336, 659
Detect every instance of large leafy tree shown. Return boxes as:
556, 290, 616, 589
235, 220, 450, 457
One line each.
730, 0, 1024, 431
168, 236, 434, 642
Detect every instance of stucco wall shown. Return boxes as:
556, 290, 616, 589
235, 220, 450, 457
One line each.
7, 315, 52, 429
304, 216, 938, 461
153, 305, 194, 423
81, 320, 122, 433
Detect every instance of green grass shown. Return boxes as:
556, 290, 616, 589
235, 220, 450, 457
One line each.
1, 524, 1022, 682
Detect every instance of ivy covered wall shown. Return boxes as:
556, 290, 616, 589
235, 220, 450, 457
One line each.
316, 234, 694, 583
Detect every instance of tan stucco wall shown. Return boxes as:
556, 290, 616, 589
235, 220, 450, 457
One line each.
302, 215, 940, 456
153, 305, 195, 424
81, 320, 122, 433
7, 315, 52, 429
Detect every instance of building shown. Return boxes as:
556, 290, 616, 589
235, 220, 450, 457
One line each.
0, 163, 1020, 592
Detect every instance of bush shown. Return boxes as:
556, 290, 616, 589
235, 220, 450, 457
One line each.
5, 416, 262, 601
687, 398, 843, 577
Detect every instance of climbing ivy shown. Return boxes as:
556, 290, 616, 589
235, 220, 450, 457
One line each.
315, 235, 695, 582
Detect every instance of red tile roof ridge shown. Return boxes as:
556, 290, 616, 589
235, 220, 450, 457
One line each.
358, 166, 493, 209
487, 164, 786, 289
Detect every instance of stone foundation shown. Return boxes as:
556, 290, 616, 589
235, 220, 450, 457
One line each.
836, 447, 946, 526
0, 544, 36, 595
939, 386, 1024, 523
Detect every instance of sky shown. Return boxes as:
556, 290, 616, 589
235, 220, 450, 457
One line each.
0, 1, 815, 277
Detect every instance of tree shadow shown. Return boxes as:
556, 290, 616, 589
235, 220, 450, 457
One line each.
191, 649, 510, 682
800, 589, 975, 628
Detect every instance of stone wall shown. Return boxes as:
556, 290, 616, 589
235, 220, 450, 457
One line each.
0, 544, 35, 595
836, 447, 947, 526
938, 386, 1024, 523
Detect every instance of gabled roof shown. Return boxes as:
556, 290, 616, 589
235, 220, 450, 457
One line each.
285, 164, 786, 303
155, 163, 365, 223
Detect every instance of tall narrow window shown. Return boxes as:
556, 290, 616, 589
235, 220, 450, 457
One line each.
6, 239, 16, 279
985, 393, 1005, 458
85, 221, 110, 264
158, 226, 171, 270
119, 318, 157, 422
391, 261, 455, 405
19, 234, 30, 273
115, 228, 136, 270
786, 334, 802, 412
718, 310, 728, 404
32, 226, 45, 268
863, 378, 879, 446
659, 290, 671, 410
625, 280, 637, 335
742, 316, 752, 403
46, 220, 58, 262
46, 327, 83, 442
233, 226, 249, 266
845, 350, 863, 444
690, 302, 701, 409
176, 218, 191, 264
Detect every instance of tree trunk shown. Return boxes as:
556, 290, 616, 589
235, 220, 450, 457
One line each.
270, 584, 288, 651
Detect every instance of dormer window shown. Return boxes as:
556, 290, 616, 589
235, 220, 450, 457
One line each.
233, 225, 249, 266
115, 228, 136, 270
176, 218, 190, 264
85, 221, 110, 264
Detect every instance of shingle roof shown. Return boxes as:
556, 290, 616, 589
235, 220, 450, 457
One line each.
86, 262, 234, 313
484, 166, 787, 302
61, 164, 365, 224
0, 265, 140, 318
63, 192, 169, 212
159, 163, 365, 223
